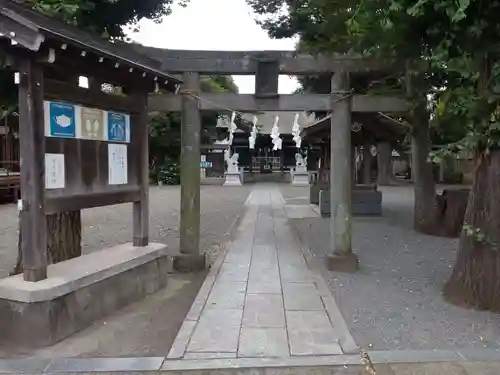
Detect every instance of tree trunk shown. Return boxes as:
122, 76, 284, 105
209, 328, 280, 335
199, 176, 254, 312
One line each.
412, 112, 437, 234
433, 189, 470, 237
12, 211, 82, 275
443, 151, 500, 312
377, 142, 392, 185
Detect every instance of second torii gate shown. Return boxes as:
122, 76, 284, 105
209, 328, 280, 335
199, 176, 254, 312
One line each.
140, 47, 408, 272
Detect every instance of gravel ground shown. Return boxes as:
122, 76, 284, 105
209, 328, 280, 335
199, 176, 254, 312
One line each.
0, 185, 251, 278
0, 185, 250, 358
282, 184, 500, 351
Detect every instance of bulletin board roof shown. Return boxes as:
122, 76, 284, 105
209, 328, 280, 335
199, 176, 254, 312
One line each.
0, 0, 182, 87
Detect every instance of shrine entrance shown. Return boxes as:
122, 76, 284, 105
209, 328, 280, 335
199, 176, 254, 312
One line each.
141, 46, 409, 268
251, 134, 282, 173
251, 154, 281, 173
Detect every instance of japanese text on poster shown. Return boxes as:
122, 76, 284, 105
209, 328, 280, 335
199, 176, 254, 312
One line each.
108, 143, 128, 185
45, 153, 65, 189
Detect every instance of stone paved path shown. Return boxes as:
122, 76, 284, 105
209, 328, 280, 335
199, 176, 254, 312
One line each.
168, 184, 354, 359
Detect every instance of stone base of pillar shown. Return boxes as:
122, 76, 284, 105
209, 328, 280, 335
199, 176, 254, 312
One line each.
223, 172, 242, 186
292, 172, 310, 186
173, 253, 207, 272
326, 253, 359, 273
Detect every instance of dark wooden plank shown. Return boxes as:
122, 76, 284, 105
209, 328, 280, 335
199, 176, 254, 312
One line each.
0, 12, 44, 51
40, 49, 157, 93
132, 91, 149, 246
18, 57, 47, 281
80, 139, 97, 189
45, 189, 141, 214
179, 72, 201, 255
44, 79, 142, 113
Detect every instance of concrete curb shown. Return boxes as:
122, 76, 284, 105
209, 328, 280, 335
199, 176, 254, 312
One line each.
0, 349, 499, 374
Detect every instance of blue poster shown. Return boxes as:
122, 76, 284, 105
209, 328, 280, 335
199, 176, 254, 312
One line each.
107, 112, 128, 142
48, 102, 76, 138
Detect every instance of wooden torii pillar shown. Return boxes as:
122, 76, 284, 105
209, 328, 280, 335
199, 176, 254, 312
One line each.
142, 48, 408, 272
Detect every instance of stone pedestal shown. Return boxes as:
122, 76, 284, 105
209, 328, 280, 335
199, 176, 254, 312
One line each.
0, 243, 172, 349
173, 253, 207, 272
319, 185, 382, 217
292, 171, 310, 186
291, 166, 309, 186
353, 187, 383, 215
223, 172, 242, 186
326, 253, 359, 272
310, 181, 327, 204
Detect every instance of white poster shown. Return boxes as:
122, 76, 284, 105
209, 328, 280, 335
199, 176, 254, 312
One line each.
45, 153, 65, 189
108, 143, 128, 185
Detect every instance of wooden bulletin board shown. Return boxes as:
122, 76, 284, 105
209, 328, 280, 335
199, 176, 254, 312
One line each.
42, 81, 145, 214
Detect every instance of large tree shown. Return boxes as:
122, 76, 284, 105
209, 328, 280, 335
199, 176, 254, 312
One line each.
247, 0, 441, 234
248, 0, 500, 311
23, 0, 188, 37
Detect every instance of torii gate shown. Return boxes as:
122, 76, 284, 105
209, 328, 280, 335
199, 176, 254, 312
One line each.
139, 47, 408, 272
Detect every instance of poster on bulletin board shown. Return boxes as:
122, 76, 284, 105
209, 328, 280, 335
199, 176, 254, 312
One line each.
45, 102, 76, 138
108, 143, 128, 185
107, 111, 130, 143
44, 101, 130, 143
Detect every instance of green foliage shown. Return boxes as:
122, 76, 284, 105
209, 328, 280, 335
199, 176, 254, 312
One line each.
248, 0, 500, 157
152, 156, 180, 185
463, 224, 489, 245
1, 0, 190, 111
148, 75, 239, 185
202, 76, 239, 94
24, 0, 190, 38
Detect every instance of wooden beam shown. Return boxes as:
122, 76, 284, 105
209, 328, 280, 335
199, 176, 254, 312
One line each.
179, 72, 201, 257
148, 93, 408, 113
132, 91, 149, 246
39, 44, 163, 92
44, 79, 142, 113
18, 57, 47, 281
0, 13, 44, 51
45, 189, 141, 214
135, 47, 401, 75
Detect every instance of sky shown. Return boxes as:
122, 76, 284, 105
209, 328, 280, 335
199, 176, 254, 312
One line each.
130, 0, 300, 94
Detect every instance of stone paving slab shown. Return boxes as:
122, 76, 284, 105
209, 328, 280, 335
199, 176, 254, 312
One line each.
167, 185, 346, 360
